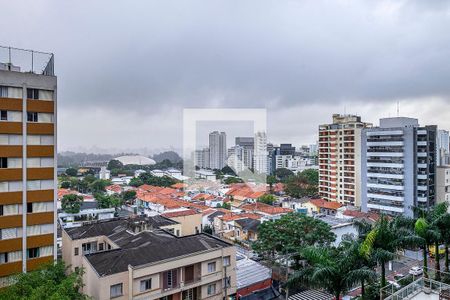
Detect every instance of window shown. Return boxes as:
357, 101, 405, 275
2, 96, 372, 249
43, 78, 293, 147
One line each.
27, 112, 38, 122
0, 158, 6, 168
110, 283, 123, 298
99, 243, 104, 251
0, 206, 2, 216
223, 256, 231, 266
27, 89, 39, 99
0, 111, 6, 121
0, 86, 7, 97
140, 278, 152, 292
207, 283, 216, 295
27, 247, 40, 259
207, 261, 216, 273
27, 203, 33, 213
74, 247, 79, 256
0, 253, 8, 264
82, 242, 97, 254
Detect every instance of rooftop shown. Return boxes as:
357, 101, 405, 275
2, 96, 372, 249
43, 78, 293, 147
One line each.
236, 257, 271, 289
235, 218, 260, 232
85, 230, 232, 276
0, 45, 54, 76
64, 215, 177, 240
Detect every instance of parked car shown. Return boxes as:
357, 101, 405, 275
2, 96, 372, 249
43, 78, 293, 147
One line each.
388, 280, 401, 289
409, 266, 423, 276
394, 273, 405, 281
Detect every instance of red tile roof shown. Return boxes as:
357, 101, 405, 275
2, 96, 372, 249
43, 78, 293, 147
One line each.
240, 202, 293, 215
219, 212, 262, 222
58, 189, 77, 199
161, 209, 199, 218
226, 184, 267, 200
105, 184, 122, 193
171, 183, 188, 189
309, 199, 343, 210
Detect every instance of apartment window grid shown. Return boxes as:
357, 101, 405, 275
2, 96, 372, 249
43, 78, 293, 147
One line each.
110, 283, 123, 298
207, 283, 216, 295
140, 278, 152, 292
207, 261, 216, 273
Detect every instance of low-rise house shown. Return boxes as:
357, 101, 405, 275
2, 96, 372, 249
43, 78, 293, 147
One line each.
62, 216, 236, 300
202, 209, 228, 231
58, 201, 116, 228
213, 213, 261, 235
303, 199, 343, 216
314, 214, 358, 246
105, 184, 122, 195
239, 202, 293, 221
161, 209, 203, 235
231, 218, 260, 244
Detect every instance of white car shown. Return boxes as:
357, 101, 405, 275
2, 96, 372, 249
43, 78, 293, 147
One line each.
388, 280, 401, 289
409, 266, 423, 276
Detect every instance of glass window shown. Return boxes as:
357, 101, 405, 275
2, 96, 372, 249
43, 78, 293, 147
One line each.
8, 181, 22, 192
207, 261, 216, 273
27, 158, 41, 168
0, 111, 6, 121
27, 135, 41, 145
0, 158, 6, 168
41, 180, 54, 190
27, 112, 38, 122
0, 86, 7, 97
40, 246, 53, 257
27, 89, 39, 100
207, 283, 216, 295
74, 247, 79, 256
223, 256, 231, 266
37, 113, 53, 123
27, 247, 40, 259
110, 283, 123, 298
7, 158, 21, 168
38, 90, 53, 101
8, 135, 22, 145
140, 278, 152, 292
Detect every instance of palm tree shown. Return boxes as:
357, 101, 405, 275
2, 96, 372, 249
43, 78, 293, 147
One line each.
360, 215, 420, 287
436, 213, 450, 272
415, 203, 448, 280
289, 243, 376, 300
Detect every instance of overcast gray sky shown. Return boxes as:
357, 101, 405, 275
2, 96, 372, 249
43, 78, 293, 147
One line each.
1, 0, 450, 154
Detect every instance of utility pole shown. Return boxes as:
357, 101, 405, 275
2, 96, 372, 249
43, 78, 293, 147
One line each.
224, 265, 228, 300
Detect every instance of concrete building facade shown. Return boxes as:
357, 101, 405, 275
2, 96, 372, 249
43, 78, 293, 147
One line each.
318, 114, 371, 206
361, 117, 437, 217
0, 48, 57, 286
209, 131, 226, 170
437, 166, 450, 205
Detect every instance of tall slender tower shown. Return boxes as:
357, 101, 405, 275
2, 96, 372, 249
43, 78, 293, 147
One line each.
209, 131, 226, 170
0, 46, 56, 284
318, 114, 371, 206
254, 132, 268, 174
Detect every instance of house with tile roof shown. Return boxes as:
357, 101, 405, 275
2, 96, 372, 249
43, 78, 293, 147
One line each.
303, 199, 344, 216
239, 202, 293, 220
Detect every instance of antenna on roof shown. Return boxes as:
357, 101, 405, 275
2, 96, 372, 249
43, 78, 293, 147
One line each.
397, 101, 400, 117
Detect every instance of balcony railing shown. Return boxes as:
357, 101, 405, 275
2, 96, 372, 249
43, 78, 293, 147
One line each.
0, 45, 54, 76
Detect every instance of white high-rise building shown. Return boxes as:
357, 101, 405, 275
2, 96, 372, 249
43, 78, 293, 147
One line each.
253, 132, 268, 174
209, 131, 226, 170
361, 117, 437, 217
227, 146, 252, 173
437, 130, 450, 166
194, 148, 210, 169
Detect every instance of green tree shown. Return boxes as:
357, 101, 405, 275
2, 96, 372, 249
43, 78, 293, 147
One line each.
257, 194, 276, 205
0, 261, 87, 300
203, 225, 213, 234
89, 179, 111, 193
224, 177, 243, 185
284, 172, 318, 198
267, 175, 277, 193
95, 194, 123, 210
107, 159, 123, 170
253, 213, 336, 259
289, 244, 376, 300
61, 194, 83, 214
361, 215, 420, 287
65, 168, 78, 177
274, 168, 294, 182
60, 181, 71, 189
122, 190, 137, 202
436, 213, 450, 272
300, 169, 318, 185
129, 177, 144, 187
138, 173, 178, 187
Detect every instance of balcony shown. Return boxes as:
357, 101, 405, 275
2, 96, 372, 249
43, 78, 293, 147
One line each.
382, 277, 450, 300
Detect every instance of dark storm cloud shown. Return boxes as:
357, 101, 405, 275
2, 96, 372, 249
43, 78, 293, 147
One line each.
1, 0, 450, 150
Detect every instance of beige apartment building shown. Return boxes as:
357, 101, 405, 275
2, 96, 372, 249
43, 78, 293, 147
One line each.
318, 114, 371, 206
62, 215, 236, 300
0, 47, 57, 286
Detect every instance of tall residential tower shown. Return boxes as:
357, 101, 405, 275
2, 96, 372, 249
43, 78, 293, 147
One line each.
361, 117, 437, 217
0, 46, 56, 285
318, 114, 371, 206
209, 131, 226, 170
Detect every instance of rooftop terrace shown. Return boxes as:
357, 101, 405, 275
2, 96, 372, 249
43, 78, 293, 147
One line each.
0, 45, 54, 76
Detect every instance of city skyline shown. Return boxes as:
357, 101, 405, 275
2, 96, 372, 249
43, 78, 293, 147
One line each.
2, 1, 450, 151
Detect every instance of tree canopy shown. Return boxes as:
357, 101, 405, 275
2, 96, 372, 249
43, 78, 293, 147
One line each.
0, 261, 87, 300
65, 168, 78, 177
61, 194, 83, 214
253, 213, 336, 257
257, 194, 276, 205
284, 169, 318, 198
